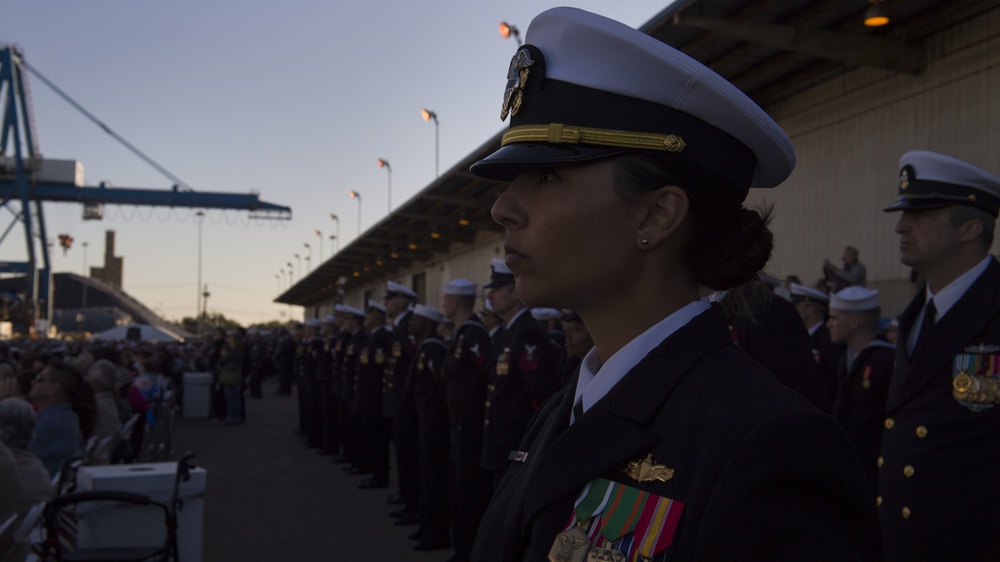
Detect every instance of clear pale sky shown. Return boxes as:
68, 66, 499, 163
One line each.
0, 1, 670, 326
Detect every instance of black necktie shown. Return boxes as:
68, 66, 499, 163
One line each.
573, 398, 584, 421
916, 298, 937, 352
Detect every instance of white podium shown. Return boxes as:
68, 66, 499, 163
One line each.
75, 462, 207, 562
182, 372, 213, 418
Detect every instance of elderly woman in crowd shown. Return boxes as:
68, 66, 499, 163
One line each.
0, 397, 54, 516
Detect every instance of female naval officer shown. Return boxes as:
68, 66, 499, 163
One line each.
468, 7, 880, 562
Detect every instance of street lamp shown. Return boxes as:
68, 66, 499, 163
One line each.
276, 271, 283, 293
314, 229, 324, 263
80, 241, 90, 310
294, 253, 302, 279
349, 191, 362, 237
287, 262, 295, 285
304, 243, 312, 273
377, 158, 392, 213
195, 210, 205, 330
329, 213, 341, 253
499, 22, 522, 46
421, 109, 439, 177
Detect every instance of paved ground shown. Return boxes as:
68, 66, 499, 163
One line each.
172, 378, 452, 561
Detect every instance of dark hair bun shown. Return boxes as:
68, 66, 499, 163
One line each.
688, 205, 774, 291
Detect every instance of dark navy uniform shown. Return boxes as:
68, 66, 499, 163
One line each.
357, 325, 392, 487
480, 308, 560, 486
344, 328, 368, 472
303, 335, 324, 448
335, 328, 359, 465
725, 284, 830, 411
811, 322, 846, 410
472, 306, 879, 561
412, 336, 450, 548
879, 259, 1000, 561
383, 311, 420, 510
832, 339, 894, 495
443, 315, 492, 560
318, 332, 340, 455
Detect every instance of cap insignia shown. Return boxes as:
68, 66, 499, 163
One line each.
501, 47, 536, 121
621, 453, 674, 483
899, 169, 910, 191
662, 135, 686, 153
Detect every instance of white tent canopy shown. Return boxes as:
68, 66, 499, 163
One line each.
90, 324, 184, 343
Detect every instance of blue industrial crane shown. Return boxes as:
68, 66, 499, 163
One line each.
0, 45, 292, 333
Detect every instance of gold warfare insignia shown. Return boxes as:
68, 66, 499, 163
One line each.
899, 169, 910, 190
417, 352, 426, 371
501, 48, 535, 121
622, 454, 674, 483
392, 341, 402, 358
453, 334, 465, 359
375, 349, 386, 365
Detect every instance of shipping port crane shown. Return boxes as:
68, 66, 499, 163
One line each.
0, 45, 292, 333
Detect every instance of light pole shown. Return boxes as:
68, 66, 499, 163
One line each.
421, 109, 439, 177
304, 243, 312, 273
329, 235, 337, 255
377, 158, 392, 213
294, 254, 302, 281
287, 262, 295, 285
314, 229, 324, 263
196, 210, 205, 332
276, 272, 282, 293
349, 191, 362, 237
499, 22, 522, 46
81, 241, 89, 309
330, 213, 340, 252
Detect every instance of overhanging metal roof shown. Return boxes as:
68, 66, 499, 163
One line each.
278, 0, 999, 307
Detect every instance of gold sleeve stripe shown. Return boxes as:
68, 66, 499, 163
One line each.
502, 124, 687, 153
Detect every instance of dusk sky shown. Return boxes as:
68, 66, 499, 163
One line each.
0, 1, 670, 326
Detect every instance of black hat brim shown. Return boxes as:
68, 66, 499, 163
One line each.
883, 198, 953, 213
471, 143, 626, 182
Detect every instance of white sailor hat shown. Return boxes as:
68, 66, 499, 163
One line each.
413, 304, 445, 323
340, 304, 367, 318
304, 318, 322, 328
334, 303, 351, 315
830, 286, 880, 312
531, 307, 562, 321
383, 280, 417, 300
366, 299, 387, 314
484, 258, 515, 288
884, 150, 1000, 217
443, 278, 478, 296
322, 314, 337, 324
789, 283, 829, 305
471, 7, 795, 190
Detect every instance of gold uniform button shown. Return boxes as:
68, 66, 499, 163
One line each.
877, 456, 884, 468
916, 426, 928, 438
484, 419, 490, 426
485, 401, 491, 408
904, 465, 915, 477
885, 418, 895, 429
876, 496, 882, 506
902, 507, 911, 519
487, 385, 495, 391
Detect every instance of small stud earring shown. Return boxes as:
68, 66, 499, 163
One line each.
640, 238, 650, 246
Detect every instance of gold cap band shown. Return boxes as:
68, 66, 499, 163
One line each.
502, 124, 686, 153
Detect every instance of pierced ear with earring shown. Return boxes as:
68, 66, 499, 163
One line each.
639, 238, 650, 249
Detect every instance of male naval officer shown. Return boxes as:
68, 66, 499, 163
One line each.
879, 150, 1000, 561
